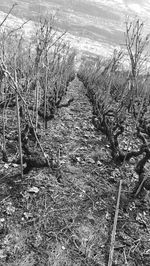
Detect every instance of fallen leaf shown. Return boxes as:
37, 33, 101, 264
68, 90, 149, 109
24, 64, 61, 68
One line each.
87, 158, 95, 164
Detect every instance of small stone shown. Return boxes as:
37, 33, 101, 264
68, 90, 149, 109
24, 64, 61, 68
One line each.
76, 157, 81, 162
4, 164, 9, 169
12, 164, 19, 168
23, 212, 33, 219
130, 158, 136, 164
28, 187, 39, 193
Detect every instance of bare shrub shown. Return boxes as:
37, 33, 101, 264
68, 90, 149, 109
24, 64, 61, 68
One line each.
78, 19, 150, 194
0, 14, 75, 174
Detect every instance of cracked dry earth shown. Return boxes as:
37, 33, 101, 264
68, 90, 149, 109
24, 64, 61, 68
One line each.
0, 78, 137, 266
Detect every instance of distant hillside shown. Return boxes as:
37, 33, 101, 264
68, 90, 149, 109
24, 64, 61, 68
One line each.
0, 0, 150, 57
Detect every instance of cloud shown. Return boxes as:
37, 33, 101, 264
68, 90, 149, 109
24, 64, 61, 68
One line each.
128, 3, 143, 14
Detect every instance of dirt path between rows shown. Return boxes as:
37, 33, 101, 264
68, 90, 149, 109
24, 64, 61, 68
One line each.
39, 77, 117, 265
47, 77, 109, 182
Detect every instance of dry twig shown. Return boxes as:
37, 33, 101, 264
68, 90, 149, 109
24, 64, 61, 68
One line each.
108, 180, 122, 266
0, 3, 17, 28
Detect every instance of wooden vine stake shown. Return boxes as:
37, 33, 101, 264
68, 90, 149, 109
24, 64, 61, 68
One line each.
15, 60, 23, 179
108, 180, 122, 266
